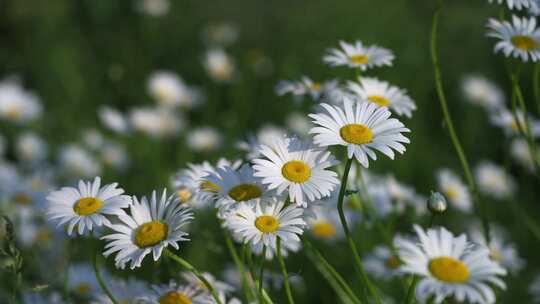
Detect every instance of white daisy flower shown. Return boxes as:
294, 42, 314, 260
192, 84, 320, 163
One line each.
0, 79, 42, 124
92, 278, 150, 304
490, 108, 540, 137
180, 271, 234, 297
225, 198, 305, 254
276, 77, 338, 102
309, 97, 410, 168
137, 0, 170, 17
364, 244, 402, 280
347, 77, 417, 118
236, 124, 286, 160
286, 112, 313, 137
252, 136, 340, 207
58, 144, 102, 178
307, 205, 343, 240
100, 142, 129, 171
129, 106, 184, 138
436, 169, 472, 213
510, 138, 539, 172
68, 263, 101, 298
488, 0, 535, 10
461, 75, 505, 111
474, 161, 516, 199
15, 132, 48, 164
186, 127, 223, 152
203, 48, 235, 82
102, 189, 193, 269
395, 225, 507, 304
323, 40, 394, 70
46, 177, 131, 235
148, 71, 200, 108
138, 281, 211, 304
98, 105, 129, 134
205, 163, 272, 215
82, 129, 105, 150
487, 15, 540, 62
470, 225, 525, 274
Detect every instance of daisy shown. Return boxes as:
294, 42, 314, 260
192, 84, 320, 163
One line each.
205, 163, 272, 215
92, 278, 149, 304
137, 0, 170, 17
276, 76, 338, 101
436, 169, 472, 213
488, 0, 535, 10
98, 105, 129, 134
236, 124, 286, 160
225, 198, 305, 254
347, 77, 417, 118
487, 15, 540, 62
102, 189, 193, 269
474, 161, 516, 199
510, 138, 539, 171
396, 225, 507, 304
306, 205, 343, 240
100, 142, 129, 171
490, 108, 540, 137
186, 126, 223, 152
129, 106, 184, 138
68, 263, 101, 298
323, 40, 394, 70
15, 132, 48, 164
0, 79, 42, 124
364, 244, 402, 280
286, 112, 313, 137
138, 281, 212, 304
309, 97, 410, 168
470, 224, 525, 274
147, 71, 200, 108
58, 144, 102, 178
461, 75, 505, 111
203, 49, 235, 82
180, 271, 234, 297
46, 177, 131, 235
252, 136, 340, 207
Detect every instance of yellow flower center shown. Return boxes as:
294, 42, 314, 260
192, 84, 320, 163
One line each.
74, 283, 91, 295
36, 229, 51, 242
254, 215, 280, 233
340, 124, 373, 145
159, 291, 192, 304
6, 107, 22, 120
73, 197, 103, 216
200, 181, 220, 193
385, 256, 401, 269
368, 95, 391, 107
428, 256, 470, 283
228, 184, 262, 202
176, 189, 192, 203
312, 220, 337, 238
489, 248, 503, 262
350, 54, 369, 64
282, 161, 311, 183
134, 220, 168, 248
511, 35, 539, 51
309, 82, 322, 91
13, 193, 32, 205
444, 187, 458, 201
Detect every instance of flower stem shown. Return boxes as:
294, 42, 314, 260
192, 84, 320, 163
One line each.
258, 245, 267, 304
92, 249, 118, 304
430, 0, 490, 243
223, 231, 255, 302
277, 237, 295, 304
337, 157, 381, 303
164, 249, 223, 304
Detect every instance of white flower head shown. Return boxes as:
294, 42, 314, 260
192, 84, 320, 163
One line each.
309, 97, 410, 168
276, 77, 338, 102
364, 244, 403, 280
129, 106, 184, 138
0, 79, 42, 123
347, 77, 416, 118
137, 0, 169, 17
98, 105, 129, 134
59, 145, 102, 178
203, 48, 235, 82
488, 0, 535, 10
139, 281, 211, 304
102, 189, 193, 269
323, 40, 394, 70
186, 127, 223, 152
487, 15, 540, 62
490, 108, 540, 138
436, 169, 472, 213
15, 132, 48, 164
148, 71, 199, 108
253, 136, 340, 207
474, 161, 516, 199
510, 138, 539, 172
396, 225, 507, 304
461, 75, 505, 110
236, 125, 286, 160
46, 177, 131, 235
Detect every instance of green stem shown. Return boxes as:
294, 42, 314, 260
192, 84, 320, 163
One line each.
92, 250, 118, 304
164, 249, 223, 304
277, 238, 295, 304
258, 245, 267, 303
223, 232, 255, 302
430, 0, 490, 243
337, 157, 381, 303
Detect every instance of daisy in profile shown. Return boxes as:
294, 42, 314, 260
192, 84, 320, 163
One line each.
510, 138, 539, 171
129, 106, 184, 138
364, 244, 403, 280
347, 77, 417, 118
469, 224, 525, 274
461, 75, 505, 111
323, 40, 394, 70
46, 177, 131, 235
276, 76, 338, 102
253, 136, 340, 207
148, 71, 190, 108
186, 126, 223, 152
225, 198, 305, 254
436, 169, 472, 213
488, 0, 534, 10
396, 225, 507, 304
474, 161, 516, 200
0, 79, 42, 124
205, 164, 272, 215
490, 108, 540, 137
487, 15, 540, 62
98, 105, 129, 134
15, 132, 48, 164
203, 48, 235, 82
102, 189, 193, 269
309, 98, 410, 168
306, 205, 343, 241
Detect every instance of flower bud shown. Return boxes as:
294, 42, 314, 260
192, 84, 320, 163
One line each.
427, 191, 447, 214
